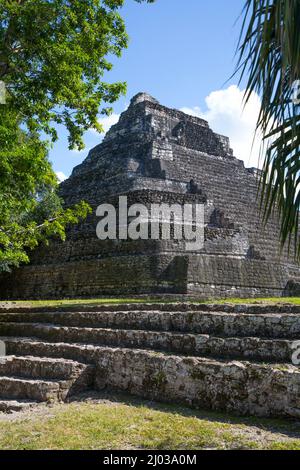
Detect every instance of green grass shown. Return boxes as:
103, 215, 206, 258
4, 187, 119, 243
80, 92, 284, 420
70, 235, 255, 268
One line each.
1, 296, 300, 309
2, 298, 158, 308
0, 400, 300, 450
212, 297, 300, 305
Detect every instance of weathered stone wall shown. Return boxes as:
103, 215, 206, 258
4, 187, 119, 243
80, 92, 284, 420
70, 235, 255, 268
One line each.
1, 302, 300, 418
0, 92, 299, 299
94, 348, 300, 418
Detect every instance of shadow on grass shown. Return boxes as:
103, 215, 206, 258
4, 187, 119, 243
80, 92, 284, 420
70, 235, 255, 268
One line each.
69, 389, 300, 440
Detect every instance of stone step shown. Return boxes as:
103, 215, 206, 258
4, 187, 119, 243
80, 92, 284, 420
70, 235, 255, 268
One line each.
2, 337, 300, 418
0, 399, 37, 413
3, 337, 99, 365
1, 302, 300, 314
93, 347, 300, 419
1, 334, 297, 370
0, 376, 69, 402
0, 310, 299, 338
0, 355, 94, 409
0, 355, 93, 381
1, 302, 299, 419
0, 323, 296, 362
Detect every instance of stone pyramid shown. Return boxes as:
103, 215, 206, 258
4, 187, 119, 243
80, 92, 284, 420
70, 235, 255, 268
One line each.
1, 92, 299, 299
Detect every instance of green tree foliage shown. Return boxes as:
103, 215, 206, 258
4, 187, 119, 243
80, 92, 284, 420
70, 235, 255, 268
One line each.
0, 107, 91, 272
0, 0, 128, 149
0, 0, 154, 148
237, 0, 300, 255
0, 0, 153, 271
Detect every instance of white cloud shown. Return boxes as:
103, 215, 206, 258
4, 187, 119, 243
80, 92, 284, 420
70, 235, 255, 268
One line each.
181, 85, 263, 169
56, 171, 67, 182
90, 113, 120, 136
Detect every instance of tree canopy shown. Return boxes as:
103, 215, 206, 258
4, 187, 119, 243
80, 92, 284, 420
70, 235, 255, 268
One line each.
0, 106, 91, 271
1, 0, 129, 149
0, 0, 154, 272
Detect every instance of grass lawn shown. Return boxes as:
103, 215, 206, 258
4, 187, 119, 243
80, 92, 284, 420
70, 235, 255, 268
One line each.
0, 394, 300, 450
1, 296, 300, 309
213, 297, 300, 305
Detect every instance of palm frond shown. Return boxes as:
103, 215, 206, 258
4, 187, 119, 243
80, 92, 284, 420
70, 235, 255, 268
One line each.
238, 0, 300, 256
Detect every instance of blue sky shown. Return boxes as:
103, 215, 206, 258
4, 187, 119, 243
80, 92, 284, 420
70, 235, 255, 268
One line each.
52, 0, 262, 181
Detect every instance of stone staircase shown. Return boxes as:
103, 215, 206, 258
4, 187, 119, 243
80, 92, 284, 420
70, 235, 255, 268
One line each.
0, 303, 300, 417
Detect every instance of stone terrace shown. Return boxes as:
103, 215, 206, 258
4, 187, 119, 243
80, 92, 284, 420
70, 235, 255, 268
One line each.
0, 302, 300, 418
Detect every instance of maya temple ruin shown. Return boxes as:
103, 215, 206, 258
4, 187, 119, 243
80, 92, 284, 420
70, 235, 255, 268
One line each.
1, 92, 299, 300
1, 93, 300, 419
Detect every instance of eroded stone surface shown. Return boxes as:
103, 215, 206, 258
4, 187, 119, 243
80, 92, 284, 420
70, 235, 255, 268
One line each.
94, 349, 300, 418
0, 303, 300, 417
0, 94, 299, 299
